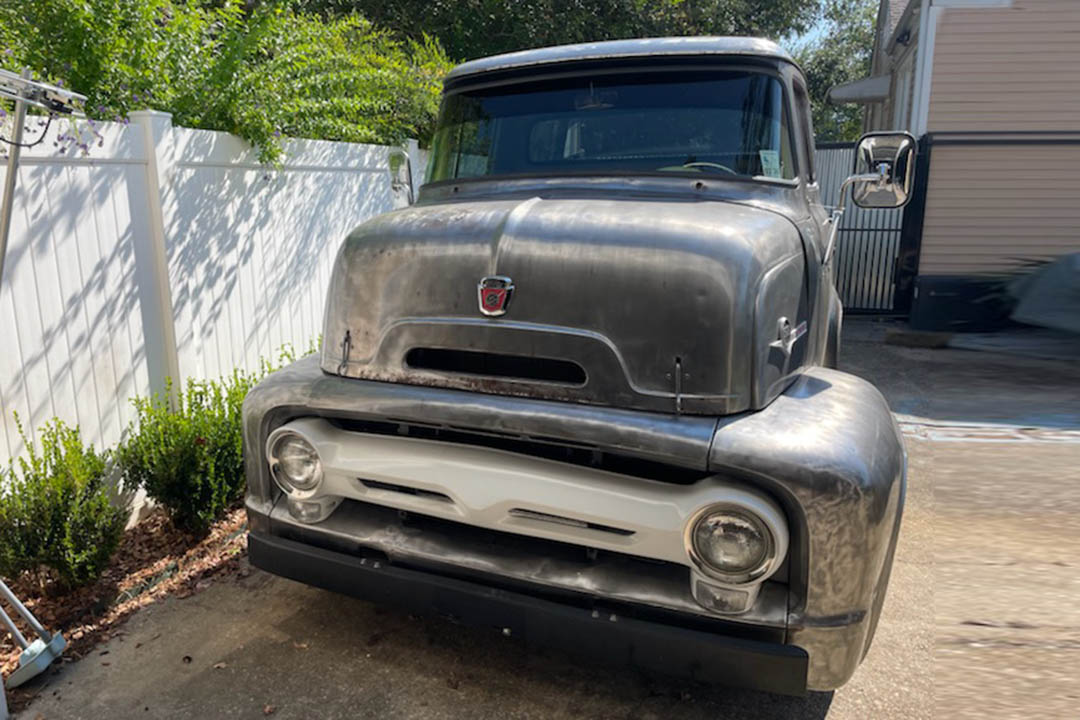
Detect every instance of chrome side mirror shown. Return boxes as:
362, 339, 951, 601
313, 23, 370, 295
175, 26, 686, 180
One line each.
389, 148, 414, 205
824, 131, 918, 265
850, 131, 917, 209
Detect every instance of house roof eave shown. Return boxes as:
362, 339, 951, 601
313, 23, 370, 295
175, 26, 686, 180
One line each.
885, 1, 921, 56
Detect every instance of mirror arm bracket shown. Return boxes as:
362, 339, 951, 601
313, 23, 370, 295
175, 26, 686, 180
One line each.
824, 170, 886, 264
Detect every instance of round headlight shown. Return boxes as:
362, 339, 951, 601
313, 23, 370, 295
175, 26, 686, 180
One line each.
270, 433, 322, 493
687, 507, 774, 584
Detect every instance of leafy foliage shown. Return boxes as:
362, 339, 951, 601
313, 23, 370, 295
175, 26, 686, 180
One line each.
117, 346, 304, 533
300, 0, 824, 62
0, 418, 126, 590
117, 371, 256, 534
0, 0, 451, 162
795, 0, 878, 142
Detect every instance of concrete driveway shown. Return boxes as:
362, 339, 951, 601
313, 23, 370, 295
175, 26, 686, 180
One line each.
22, 320, 1080, 719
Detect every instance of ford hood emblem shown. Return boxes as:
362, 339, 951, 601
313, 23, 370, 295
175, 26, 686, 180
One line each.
478, 275, 514, 316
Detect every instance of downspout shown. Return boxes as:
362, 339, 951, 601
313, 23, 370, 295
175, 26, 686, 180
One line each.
911, 0, 933, 137
895, 0, 935, 315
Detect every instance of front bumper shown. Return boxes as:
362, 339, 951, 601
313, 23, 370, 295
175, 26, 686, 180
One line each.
251, 493, 789, 627
243, 356, 905, 691
248, 530, 810, 696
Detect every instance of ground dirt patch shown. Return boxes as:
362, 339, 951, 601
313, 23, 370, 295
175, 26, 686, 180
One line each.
2, 507, 247, 710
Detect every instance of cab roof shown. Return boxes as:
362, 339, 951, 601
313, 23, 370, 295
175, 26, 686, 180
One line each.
445, 37, 798, 83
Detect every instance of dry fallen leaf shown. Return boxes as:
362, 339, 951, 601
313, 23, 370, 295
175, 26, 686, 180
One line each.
0, 507, 248, 683
292, 642, 309, 650
213, 662, 227, 669
263, 704, 276, 716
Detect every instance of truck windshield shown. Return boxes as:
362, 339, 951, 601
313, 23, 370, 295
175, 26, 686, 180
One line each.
427, 69, 795, 183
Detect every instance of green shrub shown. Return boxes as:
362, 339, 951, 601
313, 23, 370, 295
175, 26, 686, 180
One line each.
118, 369, 259, 533
0, 418, 127, 590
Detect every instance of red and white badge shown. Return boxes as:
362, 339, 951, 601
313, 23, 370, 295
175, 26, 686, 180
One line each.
477, 276, 514, 316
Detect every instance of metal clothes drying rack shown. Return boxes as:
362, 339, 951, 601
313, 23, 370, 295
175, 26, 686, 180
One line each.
0, 579, 66, 689
0, 67, 87, 718
1, 67, 87, 289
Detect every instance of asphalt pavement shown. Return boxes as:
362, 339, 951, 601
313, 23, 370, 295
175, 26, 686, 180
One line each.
21, 319, 1080, 719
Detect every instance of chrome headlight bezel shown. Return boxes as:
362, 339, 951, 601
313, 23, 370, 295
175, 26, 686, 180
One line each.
266, 429, 323, 498
684, 501, 784, 586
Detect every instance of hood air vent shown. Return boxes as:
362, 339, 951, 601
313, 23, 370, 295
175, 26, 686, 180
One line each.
405, 348, 586, 386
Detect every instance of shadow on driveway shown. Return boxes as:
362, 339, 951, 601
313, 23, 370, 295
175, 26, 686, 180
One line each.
22, 568, 833, 720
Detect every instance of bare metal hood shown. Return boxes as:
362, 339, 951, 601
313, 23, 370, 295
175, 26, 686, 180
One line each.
321, 194, 807, 415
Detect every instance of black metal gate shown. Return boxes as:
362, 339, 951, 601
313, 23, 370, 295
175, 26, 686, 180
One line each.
815, 142, 905, 313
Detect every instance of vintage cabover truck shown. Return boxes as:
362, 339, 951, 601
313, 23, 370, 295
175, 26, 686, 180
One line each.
244, 37, 915, 695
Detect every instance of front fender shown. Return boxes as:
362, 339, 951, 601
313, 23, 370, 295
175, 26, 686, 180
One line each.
709, 368, 905, 689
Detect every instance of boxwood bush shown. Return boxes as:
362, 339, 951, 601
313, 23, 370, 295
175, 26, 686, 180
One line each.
0, 344, 304, 589
0, 418, 127, 590
118, 370, 258, 534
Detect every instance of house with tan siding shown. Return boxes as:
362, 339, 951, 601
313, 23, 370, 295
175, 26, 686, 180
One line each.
830, 0, 1080, 329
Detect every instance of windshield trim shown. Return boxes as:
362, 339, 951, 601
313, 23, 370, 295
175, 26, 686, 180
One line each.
429, 64, 801, 186
442, 60, 788, 95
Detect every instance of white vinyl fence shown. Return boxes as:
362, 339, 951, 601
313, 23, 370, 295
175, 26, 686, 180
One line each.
0, 112, 421, 467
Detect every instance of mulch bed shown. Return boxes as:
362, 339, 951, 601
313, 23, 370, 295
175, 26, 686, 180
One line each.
1, 506, 249, 708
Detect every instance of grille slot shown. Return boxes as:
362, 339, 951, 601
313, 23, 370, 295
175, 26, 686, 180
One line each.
508, 508, 635, 537
358, 478, 453, 503
405, 347, 587, 386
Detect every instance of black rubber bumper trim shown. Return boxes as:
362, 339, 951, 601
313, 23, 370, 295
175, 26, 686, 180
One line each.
249, 531, 808, 696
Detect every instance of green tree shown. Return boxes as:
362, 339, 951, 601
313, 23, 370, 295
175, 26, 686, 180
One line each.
795, 0, 878, 142
0, 0, 451, 162
299, 0, 824, 61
